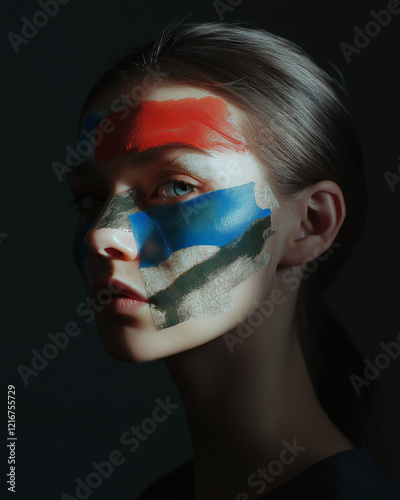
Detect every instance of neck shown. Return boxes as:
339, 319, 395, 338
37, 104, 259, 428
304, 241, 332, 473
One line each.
163, 268, 354, 500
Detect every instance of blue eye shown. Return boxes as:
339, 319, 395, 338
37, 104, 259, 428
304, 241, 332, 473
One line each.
158, 180, 197, 198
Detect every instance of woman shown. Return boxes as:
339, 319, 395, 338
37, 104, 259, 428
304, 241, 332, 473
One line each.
68, 22, 400, 499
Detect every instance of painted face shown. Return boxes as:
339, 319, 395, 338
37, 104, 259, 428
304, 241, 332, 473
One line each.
70, 86, 279, 359
78, 96, 247, 162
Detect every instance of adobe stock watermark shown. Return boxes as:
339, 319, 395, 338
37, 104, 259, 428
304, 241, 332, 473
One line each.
384, 154, 400, 193
224, 242, 341, 353
236, 439, 307, 499
349, 331, 400, 395
339, 0, 400, 63
7, 0, 71, 54
17, 283, 123, 386
61, 396, 180, 499
52, 64, 170, 183
213, 0, 244, 21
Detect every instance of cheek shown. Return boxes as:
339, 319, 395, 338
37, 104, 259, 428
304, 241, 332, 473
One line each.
70, 181, 279, 341
130, 182, 276, 331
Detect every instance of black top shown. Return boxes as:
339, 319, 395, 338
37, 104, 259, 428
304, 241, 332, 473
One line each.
137, 442, 400, 499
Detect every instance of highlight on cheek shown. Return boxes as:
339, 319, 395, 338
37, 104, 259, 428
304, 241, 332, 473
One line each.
79, 96, 248, 162
145, 215, 274, 330
128, 182, 271, 268
73, 180, 278, 331
135, 181, 277, 330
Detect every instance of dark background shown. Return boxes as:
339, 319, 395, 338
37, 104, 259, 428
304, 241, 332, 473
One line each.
2, 0, 399, 498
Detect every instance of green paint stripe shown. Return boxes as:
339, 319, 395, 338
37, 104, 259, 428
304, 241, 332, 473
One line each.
149, 216, 273, 328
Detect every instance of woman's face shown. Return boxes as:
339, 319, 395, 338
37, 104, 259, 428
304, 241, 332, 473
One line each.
69, 84, 286, 362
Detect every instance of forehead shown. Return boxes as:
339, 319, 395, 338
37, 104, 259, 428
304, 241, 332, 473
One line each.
80, 84, 246, 133
76, 84, 250, 174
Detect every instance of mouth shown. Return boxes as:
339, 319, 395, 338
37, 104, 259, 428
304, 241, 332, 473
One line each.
93, 278, 149, 315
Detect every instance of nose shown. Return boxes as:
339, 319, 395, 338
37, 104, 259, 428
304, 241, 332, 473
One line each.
85, 227, 140, 262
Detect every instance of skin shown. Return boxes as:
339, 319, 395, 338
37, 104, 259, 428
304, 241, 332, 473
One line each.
69, 84, 354, 499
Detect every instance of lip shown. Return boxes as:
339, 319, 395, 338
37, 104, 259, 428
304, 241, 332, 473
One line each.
93, 278, 149, 315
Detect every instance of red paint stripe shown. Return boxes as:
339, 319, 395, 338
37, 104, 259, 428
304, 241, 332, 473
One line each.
93, 96, 247, 162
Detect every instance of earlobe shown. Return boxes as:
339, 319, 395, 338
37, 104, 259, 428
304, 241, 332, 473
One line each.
279, 181, 346, 267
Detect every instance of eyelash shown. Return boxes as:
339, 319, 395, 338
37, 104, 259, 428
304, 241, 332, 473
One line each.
151, 179, 198, 199
70, 179, 199, 213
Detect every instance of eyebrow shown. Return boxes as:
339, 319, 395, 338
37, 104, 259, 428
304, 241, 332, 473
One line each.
67, 143, 214, 179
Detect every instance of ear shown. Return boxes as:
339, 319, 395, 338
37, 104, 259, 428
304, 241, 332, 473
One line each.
279, 180, 346, 266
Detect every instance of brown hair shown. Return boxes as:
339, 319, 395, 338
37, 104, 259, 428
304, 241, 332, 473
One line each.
80, 21, 386, 462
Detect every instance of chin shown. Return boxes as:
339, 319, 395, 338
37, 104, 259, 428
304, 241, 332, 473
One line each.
95, 319, 188, 362
96, 324, 157, 362
94, 312, 233, 363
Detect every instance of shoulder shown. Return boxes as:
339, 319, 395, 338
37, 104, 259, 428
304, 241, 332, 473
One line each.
135, 443, 400, 500
261, 441, 400, 500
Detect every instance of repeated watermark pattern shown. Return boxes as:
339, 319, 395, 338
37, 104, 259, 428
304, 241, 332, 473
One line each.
339, 0, 400, 63
349, 331, 400, 395
52, 65, 170, 183
60, 396, 180, 499
213, 0, 245, 21
7, 0, 71, 54
236, 439, 307, 499
17, 283, 123, 386
224, 243, 341, 353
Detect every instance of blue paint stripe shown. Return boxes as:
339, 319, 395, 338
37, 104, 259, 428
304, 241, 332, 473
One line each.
128, 182, 271, 268
77, 111, 109, 158
79, 112, 104, 140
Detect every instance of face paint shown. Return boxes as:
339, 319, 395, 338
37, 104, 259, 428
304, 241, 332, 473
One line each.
72, 191, 140, 273
75, 94, 277, 330
79, 97, 247, 162
87, 181, 278, 330
146, 213, 273, 330
91, 191, 140, 232
128, 182, 271, 268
